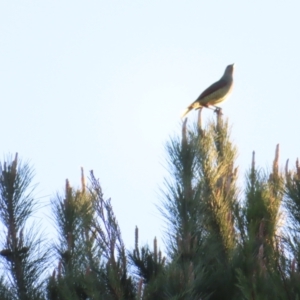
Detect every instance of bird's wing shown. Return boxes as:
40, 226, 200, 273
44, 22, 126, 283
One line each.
196, 78, 227, 101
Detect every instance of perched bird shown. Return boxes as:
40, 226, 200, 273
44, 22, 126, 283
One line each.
181, 64, 234, 118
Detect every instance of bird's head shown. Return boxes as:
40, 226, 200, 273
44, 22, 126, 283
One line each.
223, 64, 234, 80
225, 64, 235, 75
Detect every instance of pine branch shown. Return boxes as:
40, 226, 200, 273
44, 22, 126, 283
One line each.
89, 171, 135, 300
0, 154, 48, 300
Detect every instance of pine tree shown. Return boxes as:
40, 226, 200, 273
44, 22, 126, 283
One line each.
47, 169, 99, 299
155, 110, 238, 299
0, 154, 48, 300
235, 146, 287, 299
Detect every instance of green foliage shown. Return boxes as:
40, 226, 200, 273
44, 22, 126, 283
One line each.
0, 154, 48, 300
47, 171, 136, 300
1, 112, 300, 299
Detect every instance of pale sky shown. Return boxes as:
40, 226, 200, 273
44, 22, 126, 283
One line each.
1, 1, 300, 251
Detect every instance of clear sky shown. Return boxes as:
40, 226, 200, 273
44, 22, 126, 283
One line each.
1, 1, 300, 251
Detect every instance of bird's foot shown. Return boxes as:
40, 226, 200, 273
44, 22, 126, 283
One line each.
214, 107, 223, 115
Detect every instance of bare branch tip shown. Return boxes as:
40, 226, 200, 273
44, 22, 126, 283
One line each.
81, 167, 86, 192
251, 151, 256, 169
285, 159, 289, 175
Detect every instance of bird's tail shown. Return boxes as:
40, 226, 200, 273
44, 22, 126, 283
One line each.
181, 108, 191, 119
181, 105, 195, 119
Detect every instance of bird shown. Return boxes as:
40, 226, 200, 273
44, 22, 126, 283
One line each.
181, 64, 234, 118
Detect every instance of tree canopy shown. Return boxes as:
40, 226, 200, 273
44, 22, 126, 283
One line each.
0, 112, 299, 299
